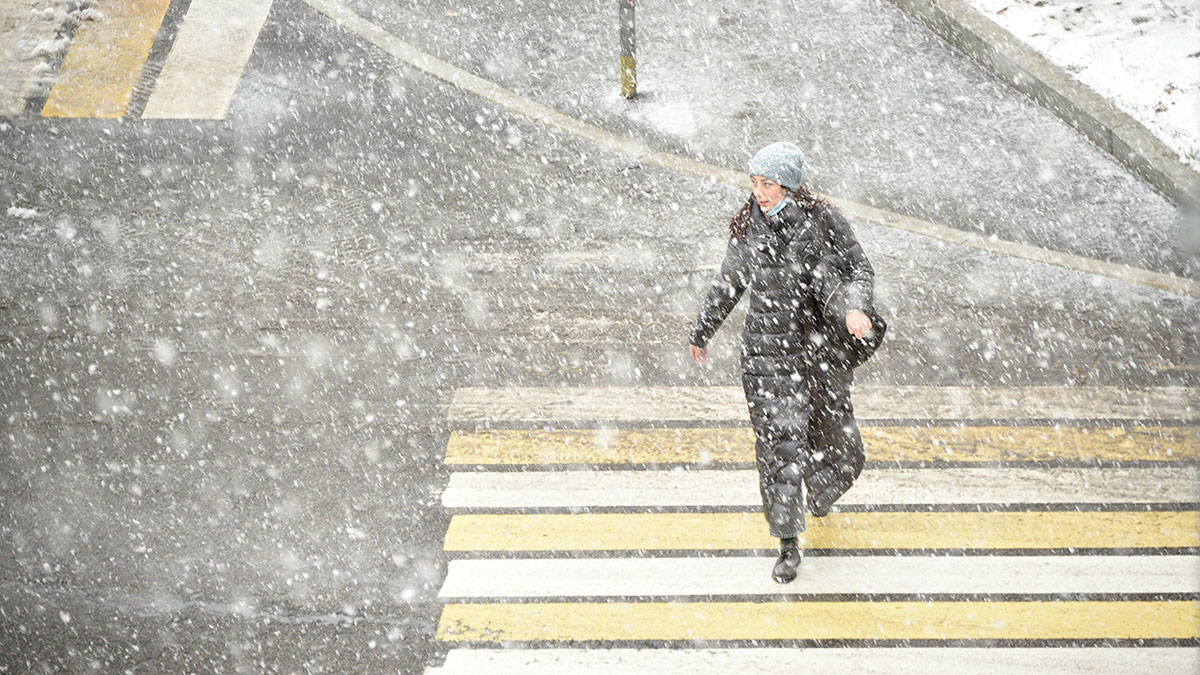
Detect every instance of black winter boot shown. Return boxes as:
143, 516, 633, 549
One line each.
771, 537, 802, 584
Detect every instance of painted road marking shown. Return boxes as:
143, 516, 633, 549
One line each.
41, 0, 171, 118
427, 647, 1199, 675
438, 555, 1200, 599
436, 599, 1199, 642
0, 0, 65, 115
444, 426, 1198, 465
141, 0, 273, 119
300, 0, 1199, 297
431, 387, 1200, 671
442, 511, 1200, 552
440, 467, 1200, 508
446, 386, 1197, 423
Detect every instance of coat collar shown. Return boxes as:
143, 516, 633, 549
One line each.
751, 198, 815, 247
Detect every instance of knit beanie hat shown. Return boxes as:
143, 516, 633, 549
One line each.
748, 142, 805, 189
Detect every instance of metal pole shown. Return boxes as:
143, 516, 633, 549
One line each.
619, 0, 637, 99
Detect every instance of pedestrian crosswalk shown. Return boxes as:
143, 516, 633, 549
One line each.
429, 385, 1199, 673
2, 0, 271, 119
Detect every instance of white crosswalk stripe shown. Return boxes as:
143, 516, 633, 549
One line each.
142, 0, 273, 119
441, 466, 1200, 508
438, 555, 1200, 599
447, 385, 1198, 421
427, 647, 1199, 674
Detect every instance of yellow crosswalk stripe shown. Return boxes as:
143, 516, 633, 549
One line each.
437, 600, 1200, 642
443, 511, 1200, 551
41, 0, 171, 118
445, 426, 1198, 465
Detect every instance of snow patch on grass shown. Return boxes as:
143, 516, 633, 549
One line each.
967, 0, 1200, 171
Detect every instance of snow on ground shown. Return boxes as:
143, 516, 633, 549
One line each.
965, 0, 1200, 172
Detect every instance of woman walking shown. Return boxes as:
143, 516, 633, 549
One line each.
688, 142, 880, 584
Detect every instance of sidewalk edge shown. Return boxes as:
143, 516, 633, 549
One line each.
886, 0, 1200, 207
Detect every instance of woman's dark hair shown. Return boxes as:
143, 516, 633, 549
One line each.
728, 184, 824, 240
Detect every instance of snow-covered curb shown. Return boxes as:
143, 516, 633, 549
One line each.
27, 0, 107, 97
964, 0, 1199, 173
887, 0, 1199, 204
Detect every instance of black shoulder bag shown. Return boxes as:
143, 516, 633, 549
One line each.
812, 205, 887, 370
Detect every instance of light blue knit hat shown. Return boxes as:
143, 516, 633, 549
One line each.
748, 142, 805, 189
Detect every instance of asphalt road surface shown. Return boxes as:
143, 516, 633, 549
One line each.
1, 0, 1197, 672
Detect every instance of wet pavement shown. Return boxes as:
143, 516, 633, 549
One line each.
1, 0, 1197, 672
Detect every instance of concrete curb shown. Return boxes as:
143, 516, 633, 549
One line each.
886, 0, 1200, 207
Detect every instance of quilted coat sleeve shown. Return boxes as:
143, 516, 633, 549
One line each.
689, 234, 751, 349
824, 204, 875, 315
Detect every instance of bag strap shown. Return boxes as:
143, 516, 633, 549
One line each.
814, 203, 843, 316
816, 202, 832, 254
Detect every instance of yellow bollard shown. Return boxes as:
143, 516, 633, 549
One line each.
619, 0, 637, 99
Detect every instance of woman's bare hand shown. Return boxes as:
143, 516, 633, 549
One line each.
690, 344, 709, 363
846, 310, 872, 340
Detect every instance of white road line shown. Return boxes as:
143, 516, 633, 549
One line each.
301, 0, 1199, 298
446, 385, 1198, 422
440, 467, 1200, 509
426, 647, 1199, 675
437, 555, 1200, 599
141, 0, 273, 119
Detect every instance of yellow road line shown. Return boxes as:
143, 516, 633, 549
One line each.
437, 600, 1200, 642
42, 0, 171, 118
443, 511, 1200, 551
444, 426, 1199, 465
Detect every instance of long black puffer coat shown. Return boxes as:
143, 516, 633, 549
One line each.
689, 196, 875, 538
